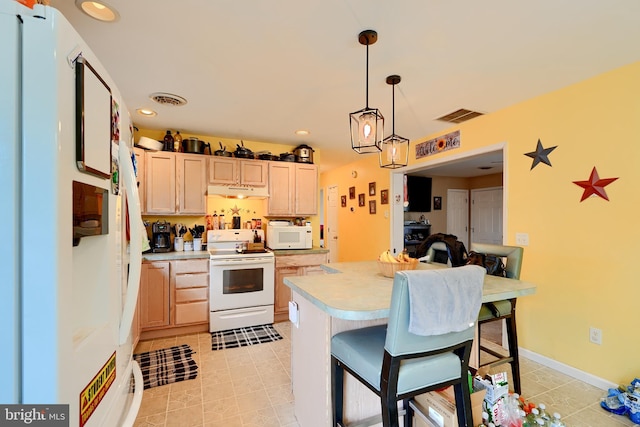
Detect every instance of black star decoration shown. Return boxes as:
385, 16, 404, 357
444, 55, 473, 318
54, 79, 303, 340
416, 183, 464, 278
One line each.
573, 167, 618, 202
524, 139, 557, 170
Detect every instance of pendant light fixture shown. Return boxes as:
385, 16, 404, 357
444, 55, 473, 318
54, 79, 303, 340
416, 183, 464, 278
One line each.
350, 30, 384, 154
379, 75, 409, 168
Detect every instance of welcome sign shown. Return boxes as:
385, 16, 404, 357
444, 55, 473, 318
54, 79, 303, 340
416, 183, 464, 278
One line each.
415, 130, 461, 159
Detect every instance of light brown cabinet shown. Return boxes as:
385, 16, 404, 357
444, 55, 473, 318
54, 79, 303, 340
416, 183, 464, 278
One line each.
133, 147, 146, 215
274, 252, 328, 322
266, 162, 318, 216
176, 154, 207, 214
144, 151, 207, 215
139, 258, 209, 338
139, 261, 170, 329
174, 259, 209, 326
145, 151, 176, 214
209, 157, 268, 187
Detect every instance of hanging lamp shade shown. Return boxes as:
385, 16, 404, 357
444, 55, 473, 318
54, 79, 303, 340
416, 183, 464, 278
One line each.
350, 30, 384, 154
380, 75, 409, 168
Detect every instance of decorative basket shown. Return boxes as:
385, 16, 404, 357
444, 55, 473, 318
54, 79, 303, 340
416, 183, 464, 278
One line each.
377, 258, 419, 278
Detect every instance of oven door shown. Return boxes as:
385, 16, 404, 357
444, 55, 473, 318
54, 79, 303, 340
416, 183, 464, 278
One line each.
209, 257, 275, 311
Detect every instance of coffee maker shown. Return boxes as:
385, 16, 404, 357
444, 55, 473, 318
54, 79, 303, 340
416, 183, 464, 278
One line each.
152, 221, 172, 252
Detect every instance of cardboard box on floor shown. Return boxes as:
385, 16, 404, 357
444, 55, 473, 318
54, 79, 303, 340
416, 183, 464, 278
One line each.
412, 387, 487, 427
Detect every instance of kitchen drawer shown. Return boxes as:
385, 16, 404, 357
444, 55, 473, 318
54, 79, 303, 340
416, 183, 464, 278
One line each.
175, 272, 208, 289
175, 287, 208, 303
175, 301, 208, 325
275, 253, 328, 268
174, 259, 209, 274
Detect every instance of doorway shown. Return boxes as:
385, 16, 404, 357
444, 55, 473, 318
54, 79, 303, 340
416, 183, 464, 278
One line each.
446, 189, 469, 249
470, 187, 503, 244
326, 185, 339, 263
390, 143, 506, 254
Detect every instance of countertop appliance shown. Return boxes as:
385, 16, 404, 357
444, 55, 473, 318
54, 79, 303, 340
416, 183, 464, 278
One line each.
207, 229, 275, 332
152, 221, 172, 252
266, 221, 313, 250
293, 144, 314, 163
1, 3, 144, 425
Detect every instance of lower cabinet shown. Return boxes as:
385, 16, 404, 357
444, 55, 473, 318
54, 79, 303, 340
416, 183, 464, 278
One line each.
274, 252, 328, 322
139, 261, 170, 329
138, 258, 209, 339
174, 259, 209, 325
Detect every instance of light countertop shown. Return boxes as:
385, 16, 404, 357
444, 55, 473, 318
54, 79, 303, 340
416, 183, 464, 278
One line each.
142, 250, 210, 261
270, 247, 329, 256
284, 260, 537, 321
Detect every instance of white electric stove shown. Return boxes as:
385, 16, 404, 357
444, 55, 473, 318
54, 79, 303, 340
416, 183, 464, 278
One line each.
207, 229, 275, 332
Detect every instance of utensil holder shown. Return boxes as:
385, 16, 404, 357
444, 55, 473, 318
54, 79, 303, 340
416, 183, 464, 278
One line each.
174, 236, 184, 251
193, 238, 202, 251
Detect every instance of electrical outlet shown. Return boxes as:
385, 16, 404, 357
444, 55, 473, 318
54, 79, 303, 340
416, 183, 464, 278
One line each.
589, 327, 602, 345
515, 232, 529, 246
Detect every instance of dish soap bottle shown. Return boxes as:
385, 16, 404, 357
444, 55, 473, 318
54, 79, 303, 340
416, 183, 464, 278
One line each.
173, 130, 182, 152
212, 211, 219, 230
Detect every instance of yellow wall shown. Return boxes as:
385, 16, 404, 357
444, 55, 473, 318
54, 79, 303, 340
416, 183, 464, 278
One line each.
319, 156, 395, 261
320, 61, 640, 385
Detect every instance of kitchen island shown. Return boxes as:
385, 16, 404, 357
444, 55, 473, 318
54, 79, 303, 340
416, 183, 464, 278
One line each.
283, 260, 537, 427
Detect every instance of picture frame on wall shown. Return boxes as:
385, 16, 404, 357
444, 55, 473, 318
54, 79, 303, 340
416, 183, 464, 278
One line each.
358, 193, 365, 207
380, 189, 389, 205
341, 195, 347, 207
369, 200, 376, 214
434, 196, 442, 210
349, 186, 356, 199
369, 182, 376, 196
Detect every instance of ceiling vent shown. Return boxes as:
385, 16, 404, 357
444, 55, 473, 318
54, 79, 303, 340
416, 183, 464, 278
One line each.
149, 92, 188, 106
436, 108, 483, 124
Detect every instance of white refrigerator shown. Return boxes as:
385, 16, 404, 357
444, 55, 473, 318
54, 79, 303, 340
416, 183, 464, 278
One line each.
1, 2, 144, 425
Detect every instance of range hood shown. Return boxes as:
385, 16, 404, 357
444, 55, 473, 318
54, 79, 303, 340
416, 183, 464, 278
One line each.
207, 184, 269, 199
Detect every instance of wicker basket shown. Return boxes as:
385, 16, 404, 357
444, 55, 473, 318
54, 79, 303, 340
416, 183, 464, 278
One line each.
377, 258, 419, 278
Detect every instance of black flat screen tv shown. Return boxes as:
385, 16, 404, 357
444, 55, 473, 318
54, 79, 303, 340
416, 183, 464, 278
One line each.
405, 175, 432, 212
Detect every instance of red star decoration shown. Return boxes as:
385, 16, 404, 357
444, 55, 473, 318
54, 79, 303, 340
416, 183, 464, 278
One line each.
572, 167, 618, 202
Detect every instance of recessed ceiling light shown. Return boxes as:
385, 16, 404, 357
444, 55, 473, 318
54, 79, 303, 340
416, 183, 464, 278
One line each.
75, 0, 120, 22
295, 130, 310, 136
136, 108, 157, 117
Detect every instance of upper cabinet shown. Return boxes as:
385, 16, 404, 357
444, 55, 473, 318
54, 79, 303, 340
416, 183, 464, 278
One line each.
145, 151, 207, 215
176, 154, 208, 214
133, 147, 146, 214
267, 162, 317, 216
209, 157, 268, 187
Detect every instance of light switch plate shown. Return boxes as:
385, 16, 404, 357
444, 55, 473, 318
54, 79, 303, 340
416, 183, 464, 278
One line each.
515, 232, 529, 246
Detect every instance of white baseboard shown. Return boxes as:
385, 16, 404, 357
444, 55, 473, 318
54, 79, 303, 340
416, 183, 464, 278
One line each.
518, 347, 618, 391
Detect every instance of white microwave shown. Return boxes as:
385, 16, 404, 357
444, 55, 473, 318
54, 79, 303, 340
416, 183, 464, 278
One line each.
267, 224, 312, 250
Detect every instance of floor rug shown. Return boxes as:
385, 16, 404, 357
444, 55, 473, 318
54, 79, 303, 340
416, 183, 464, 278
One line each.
133, 344, 198, 389
211, 324, 283, 351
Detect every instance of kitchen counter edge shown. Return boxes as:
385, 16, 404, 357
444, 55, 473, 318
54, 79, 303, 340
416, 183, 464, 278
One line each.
142, 251, 210, 261
270, 247, 329, 256
283, 260, 537, 321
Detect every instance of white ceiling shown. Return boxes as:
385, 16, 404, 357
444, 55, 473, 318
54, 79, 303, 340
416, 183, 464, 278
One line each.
49, 1, 640, 175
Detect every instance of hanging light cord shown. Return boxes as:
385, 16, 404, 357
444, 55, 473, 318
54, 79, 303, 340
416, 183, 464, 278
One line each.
391, 81, 395, 135
364, 43, 370, 109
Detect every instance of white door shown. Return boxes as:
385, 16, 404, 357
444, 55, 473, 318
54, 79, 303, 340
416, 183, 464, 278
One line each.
326, 185, 339, 262
470, 187, 503, 244
446, 189, 469, 249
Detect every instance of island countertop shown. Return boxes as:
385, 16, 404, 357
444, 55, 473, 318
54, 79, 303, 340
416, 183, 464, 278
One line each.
284, 260, 537, 321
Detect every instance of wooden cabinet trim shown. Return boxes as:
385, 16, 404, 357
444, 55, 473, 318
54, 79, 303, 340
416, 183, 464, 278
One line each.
275, 253, 328, 268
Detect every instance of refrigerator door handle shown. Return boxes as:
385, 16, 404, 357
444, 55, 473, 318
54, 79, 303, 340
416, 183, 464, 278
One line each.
119, 142, 143, 345
120, 360, 144, 427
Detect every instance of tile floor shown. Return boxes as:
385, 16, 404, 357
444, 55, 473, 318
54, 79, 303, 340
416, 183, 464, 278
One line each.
133, 321, 635, 427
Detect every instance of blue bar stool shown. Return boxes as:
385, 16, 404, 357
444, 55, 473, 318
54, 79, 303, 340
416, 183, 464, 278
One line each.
331, 266, 485, 427
470, 243, 524, 395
